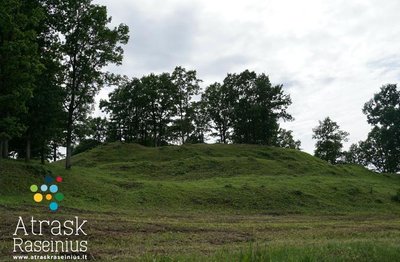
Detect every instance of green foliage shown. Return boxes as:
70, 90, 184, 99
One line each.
101, 68, 205, 146
171, 66, 202, 144
100, 76, 141, 143
102, 69, 294, 148
275, 128, 301, 150
0, 0, 131, 164
362, 84, 400, 173
142, 73, 179, 146
202, 71, 293, 145
202, 82, 235, 143
72, 138, 102, 155
13, 0, 65, 162
230, 71, 293, 145
86, 117, 108, 142
46, 0, 129, 168
68, 116, 108, 144
101, 73, 178, 146
344, 142, 366, 165
313, 117, 349, 164
186, 101, 210, 144
0, 0, 44, 157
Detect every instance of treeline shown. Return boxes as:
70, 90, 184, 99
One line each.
99, 68, 299, 148
311, 84, 400, 173
0, 0, 300, 170
0, 0, 129, 168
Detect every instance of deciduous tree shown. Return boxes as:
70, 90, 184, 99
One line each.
275, 128, 301, 150
0, 0, 43, 158
48, 0, 129, 169
171, 66, 201, 144
313, 117, 349, 164
362, 84, 400, 173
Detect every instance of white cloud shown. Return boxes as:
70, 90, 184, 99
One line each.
94, 0, 400, 153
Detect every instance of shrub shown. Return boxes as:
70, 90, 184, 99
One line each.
72, 139, 102, 156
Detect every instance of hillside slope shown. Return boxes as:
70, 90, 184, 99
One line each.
1, 142, 400, 215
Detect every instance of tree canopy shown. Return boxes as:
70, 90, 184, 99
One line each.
100, 69, 296, 148
361, 84, 400, 172
47, 0, 129, 169
313, 117, 349, 164
0, 0, 43, 158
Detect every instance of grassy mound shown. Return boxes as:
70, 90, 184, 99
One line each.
2, 143, 400, 261
1, 142, 400, 215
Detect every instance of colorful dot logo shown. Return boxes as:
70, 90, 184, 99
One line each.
30, 176, 64, 212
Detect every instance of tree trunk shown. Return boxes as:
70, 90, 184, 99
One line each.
65, 51, 78, 170
118, 123, 122, 142
0, 141, 3, 159
66, 127, 72, 169
142, 127, 146, 145
152, 112, 157, 147
179, 103, 184, 145
2, 140, 8, 158
25, 138, 31, 162
53, 143, 57, 162
66, 86, 75, 169
65, 103, 74, 169
40, 145, 45, 165
222, 122, 227, 144
153, 124, 157, 147
158, 121, 163, 146
180, 122, 185, 145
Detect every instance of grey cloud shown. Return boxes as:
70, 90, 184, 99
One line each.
367, 56, 400, 76
97, 0, 202, 76
128, 7, 200, 74
197, 55, 251, 80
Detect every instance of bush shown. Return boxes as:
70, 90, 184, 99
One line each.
72, 139, 102, 155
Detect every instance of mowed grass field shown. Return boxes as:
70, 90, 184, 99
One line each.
1, 143, 400, 261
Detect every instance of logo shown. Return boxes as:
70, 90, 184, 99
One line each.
30, 176, 64, 211
12, 175, 89, 260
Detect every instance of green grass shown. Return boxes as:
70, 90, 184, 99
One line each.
145, 241, 400, 262
1, 142, 400, 261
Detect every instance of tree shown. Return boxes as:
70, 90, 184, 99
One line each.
343, 142, 367, 165
312, 117, 349, 164
21, 0, 65, 163
48, 0, 129, 169
100, 77, 139, 143
0, 0, 43, 158
362, 84, 400, 173
142, 73, 177, 147
358, 128, 388, 172
229, 71, 292, 145
275, 128, 301, 150
202, 82, 235, 143
87, 117, 108, 142
202, 71, 292, 145
72, 139, 101, 156
101, 69, 292, 147
101, 73, 177, 146
171, 66, 201, 144
186, 101, 210, 144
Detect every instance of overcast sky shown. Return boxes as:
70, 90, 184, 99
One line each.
93, 0, 400, 154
